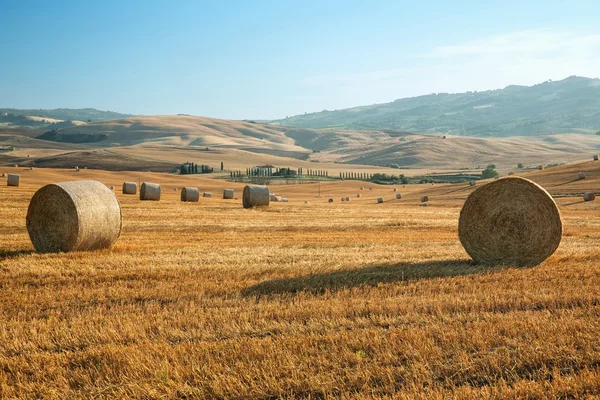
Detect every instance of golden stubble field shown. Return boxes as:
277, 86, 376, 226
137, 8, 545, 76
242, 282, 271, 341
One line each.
0, 164, 599, 399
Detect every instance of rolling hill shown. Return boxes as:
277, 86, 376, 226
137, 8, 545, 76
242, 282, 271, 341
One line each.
273, 76, 600, 137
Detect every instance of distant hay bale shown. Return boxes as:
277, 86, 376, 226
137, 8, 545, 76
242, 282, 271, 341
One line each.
203, 192, 212, 198
328, 198, 333, 203
458, 177, 562, 267
360, 187, 364, 190
421, 196, 429, 202
469, 180, 476, 186
341, 197, 345, 202
345, 196, 350, 201
110, 186, 115, 190
377, 197, 383, 204
181, 187, 200, 202
280, 198, 288, 202
223, 189, 234, 199
7, 174, 20, 187
122, 182, 137, 195
140, 182, 161, 201
369, 187, 373, 191
356, 194, 361, 198
508, 172, 514, 176
243, 185, 270, 208
269, 193, 277, 201
26, 180, 122, 253
396, 193, 402, 199
393, 187, 397, 192
594, 155, 599, 161
304, 200, 309, 204
75, 166, 79, 171
578, 172, 585, 180
14, 164, 18, 168
1, 172, 6, 177
29, 167, 34, 171
583, 192, 596, 202
173, 188, 178, 191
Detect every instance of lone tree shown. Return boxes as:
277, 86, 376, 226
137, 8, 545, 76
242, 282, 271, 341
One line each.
517, 163, 524, 169
482, 165, 499, 179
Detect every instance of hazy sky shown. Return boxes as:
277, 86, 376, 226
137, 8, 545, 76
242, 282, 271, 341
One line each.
1, 0, 599, 119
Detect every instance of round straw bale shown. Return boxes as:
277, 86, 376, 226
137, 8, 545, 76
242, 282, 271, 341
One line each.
140, 182, 161, 201
243, 185, 270, 208
578, 172, 585, 180
1, 173, 5, 177
396, 193, 402, 199
469, 180, 476, 186
181, 187, 200, 202
328, 198, 334, 203
269, 193, 277, 201
75, 166, 79, 171
203, 192, 212, 198
341, 197, 345, 202
223, 189, 234, 199
26, 180, 122, 253
583, 192, 595, 202
7, 174, 20, 187
369, 187, 373, 191
508, 172, 514, 176
458, 177, 562, 267
377, 197, 383, 203
110, 186, 115, 190
360, 187, 364, 190
594, 155, 599, 161
29, 167, 34, 171
421, 196, 429, 202
122, 182, 137, 195
345, 196, 350, 201
304, 200, 309, 204
356, 194, 361, 198
393, 187, 397, 192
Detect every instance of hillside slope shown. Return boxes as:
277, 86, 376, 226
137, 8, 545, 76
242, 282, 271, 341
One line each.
274, 76, 600, 137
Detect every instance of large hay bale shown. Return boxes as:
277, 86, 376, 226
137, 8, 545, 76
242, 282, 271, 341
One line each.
421, 196, 429, 202
243, 185, 270, 208
377, 197, 383, 203
583, 192, 596, 202
223, 189, 234, 199
396, 193, 402, 199
458, 177, 562, 267
181, 187, 200, 202
594, 155, 599, 161
26, 180, 122, 253
7, 174, 19, 187
578, 172, 585, 180
122, 182, 137, 195
140, 182, 161, 201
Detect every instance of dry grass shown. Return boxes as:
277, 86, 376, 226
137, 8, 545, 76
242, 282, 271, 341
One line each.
0, 165, 599, 398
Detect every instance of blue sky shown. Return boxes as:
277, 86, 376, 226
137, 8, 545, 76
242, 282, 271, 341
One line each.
1, 0, 599, 119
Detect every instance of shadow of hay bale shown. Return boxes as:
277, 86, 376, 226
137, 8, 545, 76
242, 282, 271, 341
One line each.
242, 259, 511, 297
0, 250, 35, 261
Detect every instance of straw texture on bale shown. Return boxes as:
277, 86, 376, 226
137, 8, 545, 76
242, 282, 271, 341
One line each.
7, 174, 19, 187
140, 182, 161, 201
421, 196, 429, 202
243, 185, 270, 208
26, 180, 122, 253
203, 192, 212, 198
583, 192, 595, 202
377, 197, 383, 203
223, 189, 234, 199
181, 187, 200, 202
396, 193, 402, 199
122, 182, 137, 195
578, 172, 585, 180
458, 177, 562, 267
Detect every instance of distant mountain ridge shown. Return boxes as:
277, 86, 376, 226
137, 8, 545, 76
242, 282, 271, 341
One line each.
0, 108, 132, 123
273, 76, 600, 137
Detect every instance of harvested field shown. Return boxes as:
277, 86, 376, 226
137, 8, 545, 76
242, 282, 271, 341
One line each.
0, 163, 599, 398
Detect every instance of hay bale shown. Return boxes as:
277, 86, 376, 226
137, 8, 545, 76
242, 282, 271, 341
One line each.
458, 177, 562, 267
243, 185, 270, 208
75, 166, 79, 171
13, 164, 18, 168
421, 196, 429, 202
583, 192, 596, 202
280, 198, 288, 202
393, 188, 397, 192
26, 180, 122, 253
360, 187, 364, 190
594, 155, 599, 161
508, 172, 514, 176
181, 187, 200, 202
269, 193, 277, 201
140, 182, 161, 201
328, 198, 334, 203
122, 182, 137, 195
223, 189, 234, 199
578, 172, 585, 180
341, 197, 345, 202
7, 174, 20, 187
369, 187, 373, 191
357, 194, 361, 198
29, 167, 34, 171
469, 180, 476, 186
345, 196, 350, 201
304, 200, 309, 204
377, 197, 383, 204
203, 192, 212, 198
110, 186, 115, 190
396, 193, 402, 199
1, 172, 6, 177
